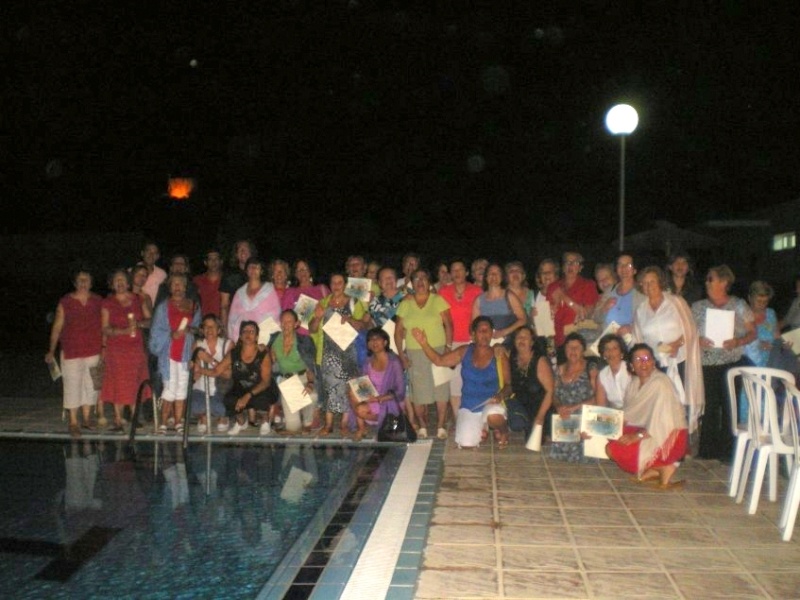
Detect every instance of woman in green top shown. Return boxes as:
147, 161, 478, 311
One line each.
272, 309, 318, 433
394, 268, 453, 440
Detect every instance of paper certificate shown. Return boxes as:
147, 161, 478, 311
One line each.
47, 359, 62, 382
293, 294, 318, 329
432, 364, 454, 387
280, 465, 314, 503
581, 405, 623, 459
278, 374, 313, 414
533, 300, 555, 337
348, 376, 378, 402
551, 414, 581, 443
257, 316, 281, 345
782, 328, 800, 355
381, 319, 399, 354
323, 315, 358, 350
345, 277, 372, 302
705, 308, 735, 348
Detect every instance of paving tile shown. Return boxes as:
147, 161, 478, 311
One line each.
655, 548, 741, 571
640, 525, 720, 547
500, 507, 564, 527
578, 547, 661, 572
501, 546, 580, 571
586, 571, 679, 598
571, 525, 647, 547
423, 543, 496, 569
426, 523, 496, 545
751, 571, 800, 600
564, 508, 634, 527
672, 572, 767, 599
502, 570, 589, 599
500, 525, 572, 547
415, 567, 498, 598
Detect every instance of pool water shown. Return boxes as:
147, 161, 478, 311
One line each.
0, 440, 398, 599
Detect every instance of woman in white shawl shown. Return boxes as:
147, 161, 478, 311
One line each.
227, 257, 281, 343
633, 265, 704, 455
606, 343, 688, 489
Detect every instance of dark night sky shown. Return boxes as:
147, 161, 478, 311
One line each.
3, 1, 800, 248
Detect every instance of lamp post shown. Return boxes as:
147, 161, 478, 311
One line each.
605, 104, 638, 252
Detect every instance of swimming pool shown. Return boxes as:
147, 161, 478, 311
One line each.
0, 439, 406, 599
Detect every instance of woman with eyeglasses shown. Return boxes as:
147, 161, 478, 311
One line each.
691, 265, 756, 461
633, 265, 703, 452
606, 343, 688, 489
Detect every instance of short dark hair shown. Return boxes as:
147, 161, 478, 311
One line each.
563, 331, 587, 350
598, 333, 627, 359
366, 327, 391, 355
470, 315, 494, 333
627, 343, 655, 364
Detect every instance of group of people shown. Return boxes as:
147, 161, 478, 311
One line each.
46, 240, 800, 487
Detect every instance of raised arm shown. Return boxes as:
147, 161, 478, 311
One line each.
411, 327, 465, 368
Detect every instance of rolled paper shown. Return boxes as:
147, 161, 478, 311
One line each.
178, 317, 189, 331
526, 423, 543, 452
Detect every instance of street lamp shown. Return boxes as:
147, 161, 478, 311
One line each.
605, 104, 638, 251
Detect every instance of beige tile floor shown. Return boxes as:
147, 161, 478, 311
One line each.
416, 432, 800, 600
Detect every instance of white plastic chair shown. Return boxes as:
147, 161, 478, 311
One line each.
779, 381, 800, 541
736, 368, 796, 515
726, 366, 752, 497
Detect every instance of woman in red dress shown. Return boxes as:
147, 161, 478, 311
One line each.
101, 269, 151, 431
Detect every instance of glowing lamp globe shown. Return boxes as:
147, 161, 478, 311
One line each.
605, 104, 639, 135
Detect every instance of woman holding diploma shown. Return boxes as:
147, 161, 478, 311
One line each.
272, 309, 318, 433
101, 268, 151, 431
45, 266, 103, 437
149, 273, 201, 434
309, 273, 369, 436
227, 257, 281, 343
691, 265, 755, 460
550, 332, 598, 463
606, 344, 688, 489
412, 316, 511, 448
350, 328, 406, 441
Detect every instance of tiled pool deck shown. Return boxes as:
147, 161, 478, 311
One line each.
2, 397, 799, 599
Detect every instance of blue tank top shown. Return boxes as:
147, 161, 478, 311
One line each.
478, 292, 517, 331
461, 345, 500, 413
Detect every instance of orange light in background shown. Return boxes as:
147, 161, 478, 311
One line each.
168, 177, 195, 200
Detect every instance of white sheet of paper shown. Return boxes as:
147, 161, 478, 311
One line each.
293, 294, 319, 329
705, 308, 735, 348
381, 319, 399, 354
48, 359, 62, 382
345, 277, 372, 302
580, 405, 623, 459
257, 316, 281, 345
278, 374, 313, 414
280, 465, 314, 503
322, 314, 358, 350
432, 364, 454, 387
533, 300, 555, 337
781, 328, 800, 355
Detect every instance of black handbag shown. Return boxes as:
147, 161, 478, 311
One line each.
377, 401, 417, 443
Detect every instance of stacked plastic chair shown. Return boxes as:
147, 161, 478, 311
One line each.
735, 368, 796, 515
779, 381, 800, 541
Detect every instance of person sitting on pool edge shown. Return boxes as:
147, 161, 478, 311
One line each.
348, 328, 406, 441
